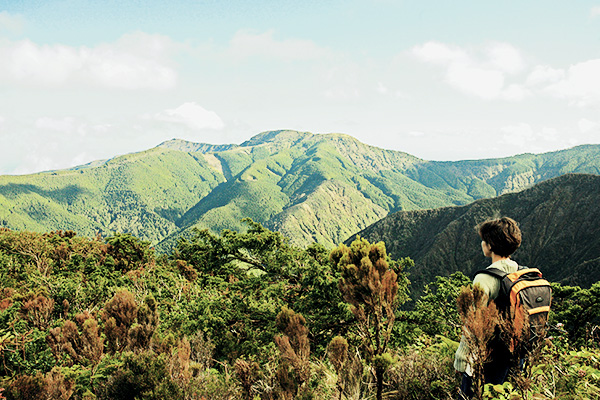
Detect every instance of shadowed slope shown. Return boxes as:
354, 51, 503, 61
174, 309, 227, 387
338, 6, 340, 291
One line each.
350, 173, 600, 299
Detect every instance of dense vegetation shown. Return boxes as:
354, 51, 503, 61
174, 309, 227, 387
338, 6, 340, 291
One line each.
354, 173, 600, 299
0, 224, 598, 399
1, 130, 600, 250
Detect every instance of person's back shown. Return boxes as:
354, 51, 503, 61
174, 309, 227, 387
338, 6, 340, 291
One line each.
455, 217, 522, 400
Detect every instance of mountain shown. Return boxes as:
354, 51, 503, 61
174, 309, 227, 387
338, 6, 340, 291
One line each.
1, 130, 600, 250
0, 147, 226, 244
349, 173, 600, 299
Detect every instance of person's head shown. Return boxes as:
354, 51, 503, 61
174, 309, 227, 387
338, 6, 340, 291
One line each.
477, 217, 522, 258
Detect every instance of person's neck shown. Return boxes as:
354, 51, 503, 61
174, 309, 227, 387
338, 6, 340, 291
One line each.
491, 254, 509, 264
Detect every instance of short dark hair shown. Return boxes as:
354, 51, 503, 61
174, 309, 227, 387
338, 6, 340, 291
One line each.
478, 217, 522, 257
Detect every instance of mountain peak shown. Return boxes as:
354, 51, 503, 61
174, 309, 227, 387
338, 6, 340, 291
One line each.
241, 130, 314, 147
157, 138, 238, 153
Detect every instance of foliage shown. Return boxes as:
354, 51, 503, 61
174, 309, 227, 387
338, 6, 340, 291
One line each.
331, 237, 410, 400
104, 234, 154, 273
456, 285, 500, 400
274, 307, 311, 399
3, 130, 600, 251
172, 219, 346, 360
386, 336, 459, 400
549, 281, 600, 347
410, 271, 471, 341
482, 337, 600, 400
47, 311, 104, 368
101, 290, 138, 354
356, 173, 600, 300
174, 218, 297, 279
4, 367, 75, 400
97, 350, 182, 400
0, 223, 598, 399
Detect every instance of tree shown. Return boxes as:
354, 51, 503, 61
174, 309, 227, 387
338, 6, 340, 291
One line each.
173, 218, 298, 280
105, 233, 154, 272
411, 271, 471, 340
330, 237, 410, 400
102, 290, 138, 354
174, 219, 346, 359
550, 281, 600, 347
46, 311, 105, 391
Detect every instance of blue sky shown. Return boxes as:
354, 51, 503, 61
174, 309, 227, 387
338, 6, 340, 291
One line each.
1, 0, 599, 174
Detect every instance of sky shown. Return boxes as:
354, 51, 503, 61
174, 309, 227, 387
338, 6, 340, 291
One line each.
0, 0, 599, 175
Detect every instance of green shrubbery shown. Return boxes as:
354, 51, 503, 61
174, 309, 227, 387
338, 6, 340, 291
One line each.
0, 223, 599, 399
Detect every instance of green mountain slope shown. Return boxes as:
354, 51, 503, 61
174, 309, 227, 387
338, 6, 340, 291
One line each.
349, 173, 600, 299
1, 130, 600, 250
0, 147, 225, 243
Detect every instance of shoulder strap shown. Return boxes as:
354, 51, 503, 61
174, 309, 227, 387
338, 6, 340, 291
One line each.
472, 267, 508, 280
473, 267, 514, 310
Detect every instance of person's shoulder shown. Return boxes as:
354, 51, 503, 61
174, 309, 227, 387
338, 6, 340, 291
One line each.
473, 259, 517, 290
473, 272, 496, 287
490, 259, 518, 274
472, 272, 498, 297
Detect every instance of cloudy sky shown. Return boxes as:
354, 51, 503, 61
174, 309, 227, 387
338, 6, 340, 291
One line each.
1, 0, 599, 175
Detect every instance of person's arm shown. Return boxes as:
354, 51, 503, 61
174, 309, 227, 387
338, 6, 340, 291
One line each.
454, 334, 469, 372
454, 273, 499, 372
473, 274, 499, 301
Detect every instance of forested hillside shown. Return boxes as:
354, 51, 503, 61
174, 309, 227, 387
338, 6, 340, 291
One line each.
351, 173, 600, 299
1, 130, 600, 250
1, 224, 598, 399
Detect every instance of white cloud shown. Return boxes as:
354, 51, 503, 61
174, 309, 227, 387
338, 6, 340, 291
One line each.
500, 123, 536, 147
412, 41, 600, 106
542, 59, 600, 106
410, 41, 468, 65
13, 155, 58, 175
446, 63, 505, 100
92, 124, 113, 133
486, 42, 526, 74
153, 102, 225, 130
35, 117, 77, 132
377, 82, 388, 94
70, 152, 95, 167
411, 41, 528, 100
502, 84, 531, 101
591, 6, 600, 17
523, 59, 600, 106
228, 30, 329, 61
34, 116, 95, 137
0, 32, 177, 90
321, 87, 360, 100
318, 61, 362, 101
499, 123, 581, 154
579, 118, 600, 133
0, 11, 24, 33
526, 65, 565, 86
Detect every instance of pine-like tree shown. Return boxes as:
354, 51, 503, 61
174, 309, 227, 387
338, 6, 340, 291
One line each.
101, 290, 138, 354
274, 306, 311, 399
330, 237, 410, 400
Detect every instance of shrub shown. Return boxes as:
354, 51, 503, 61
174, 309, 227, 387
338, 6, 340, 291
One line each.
101, 290, 138, 354
98, 350, 182, 400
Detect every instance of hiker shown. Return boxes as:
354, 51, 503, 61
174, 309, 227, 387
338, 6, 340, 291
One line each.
455, 217, 522, 400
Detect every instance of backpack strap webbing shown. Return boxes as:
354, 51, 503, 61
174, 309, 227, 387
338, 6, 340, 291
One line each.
472, 267, 508, 280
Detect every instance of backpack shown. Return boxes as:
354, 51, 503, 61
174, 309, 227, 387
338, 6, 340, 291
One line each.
474, 266, 552, 357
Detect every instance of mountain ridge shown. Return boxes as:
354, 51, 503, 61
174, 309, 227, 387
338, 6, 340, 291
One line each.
1, 130, 600, 250
349, 173, 600, 296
